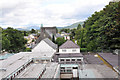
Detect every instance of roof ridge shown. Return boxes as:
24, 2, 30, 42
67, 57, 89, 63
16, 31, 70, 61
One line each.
59, 40, 79, 49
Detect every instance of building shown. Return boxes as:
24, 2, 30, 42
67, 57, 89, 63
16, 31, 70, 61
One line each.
53, 40, 83, 79
54, 40, 83, 64
32, 38, 58, 62
60, 32, 70, 40
59, 40, 80, 53
1, 34, 118, 79
36, 27, 57, 44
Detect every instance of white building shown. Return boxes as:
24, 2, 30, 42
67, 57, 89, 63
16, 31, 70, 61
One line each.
59, 40, 80, 53
32, 38, 57, 53
32, 38, 58, 62
61, 32, 70, 40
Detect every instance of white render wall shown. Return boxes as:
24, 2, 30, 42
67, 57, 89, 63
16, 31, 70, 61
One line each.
59, 48, 80, 53
32, 40, 56, 53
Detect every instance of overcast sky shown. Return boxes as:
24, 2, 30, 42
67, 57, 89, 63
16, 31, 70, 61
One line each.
0, 0, 111, 28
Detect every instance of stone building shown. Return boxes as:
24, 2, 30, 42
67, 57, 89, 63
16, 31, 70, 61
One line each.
36, 27, 57, 44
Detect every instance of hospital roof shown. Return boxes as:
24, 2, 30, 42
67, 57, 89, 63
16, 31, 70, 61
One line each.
59, 40, 80, 49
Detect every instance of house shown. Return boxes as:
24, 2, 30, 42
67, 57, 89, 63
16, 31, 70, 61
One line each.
52, 40, 83, 78
60, 32, 70, 40
59, 40, 80, 53
55, 33, 63, 40
55, 40, 83, 64
32, 38, 57, 53
32, 38, 58, 62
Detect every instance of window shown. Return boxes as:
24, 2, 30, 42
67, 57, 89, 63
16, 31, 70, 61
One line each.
61, 67, 65, 69
73, 67, 78, 69
72, 49, 76, 52
61, 70, 65, 73
60, 59, 64, 62
66, 59, 70, 62
62, 49, 66, 52
72, 59, 75, 61
67, 70, 72, 73
77, 59, 81, 61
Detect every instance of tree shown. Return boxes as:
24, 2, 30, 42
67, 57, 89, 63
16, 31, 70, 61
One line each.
77, 24, 82, 29
52, 35, 55, 43
70, 29, 76, 39
83, 2, 120, 51
2, 27, 27, 53
31, 29, 36, 33
23, 31, 28, 36
0, 27, 2, 53
55, 37, 66, 46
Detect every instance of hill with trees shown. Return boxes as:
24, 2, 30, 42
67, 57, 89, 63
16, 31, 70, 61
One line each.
74, 1, 120, 52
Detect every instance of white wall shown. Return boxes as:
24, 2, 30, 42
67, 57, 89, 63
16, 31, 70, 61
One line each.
32, 40, 56, 53
59, 48, 80, 53
64, 36, 70, 40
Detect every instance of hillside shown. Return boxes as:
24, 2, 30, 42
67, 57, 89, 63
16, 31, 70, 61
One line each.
64, 21, 84, 29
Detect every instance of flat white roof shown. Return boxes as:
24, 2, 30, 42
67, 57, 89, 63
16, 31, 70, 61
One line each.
41, 63, 59, 78
79, 64, 118, 78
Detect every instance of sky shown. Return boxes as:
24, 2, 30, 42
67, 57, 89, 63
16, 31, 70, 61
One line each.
0, 0, 112, 28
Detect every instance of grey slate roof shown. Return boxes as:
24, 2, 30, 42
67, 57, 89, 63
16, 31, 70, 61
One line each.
59, 40, 80, 49
43, 38, 58, 49
56, 33, 63, 38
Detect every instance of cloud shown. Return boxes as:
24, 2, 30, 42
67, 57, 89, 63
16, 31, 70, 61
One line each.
0, 0, 111, 28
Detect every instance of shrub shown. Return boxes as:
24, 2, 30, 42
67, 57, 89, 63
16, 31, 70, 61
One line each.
80, 48, 87, 52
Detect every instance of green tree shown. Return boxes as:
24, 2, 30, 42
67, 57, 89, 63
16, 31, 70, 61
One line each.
52, 35, 55, 43
2, 27, 27, 53
77, 24, 82, 29
83, 2, 120, 51
31, 29, 36, 33
55, 37, 66, 46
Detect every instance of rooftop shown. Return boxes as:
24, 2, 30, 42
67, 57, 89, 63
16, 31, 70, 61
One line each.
79, 64, 118, 78
59, 40, 80, 49
0, 52, 32, 79
83, 54, 103, 64
41, 63, 59, 78
43, 38, 57, 49
16, 63, 46, 78
98, 53, 118, 67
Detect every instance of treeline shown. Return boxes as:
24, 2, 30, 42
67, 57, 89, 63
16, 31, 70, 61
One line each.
0, 27, 28, 53
75, 2, 120, 52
